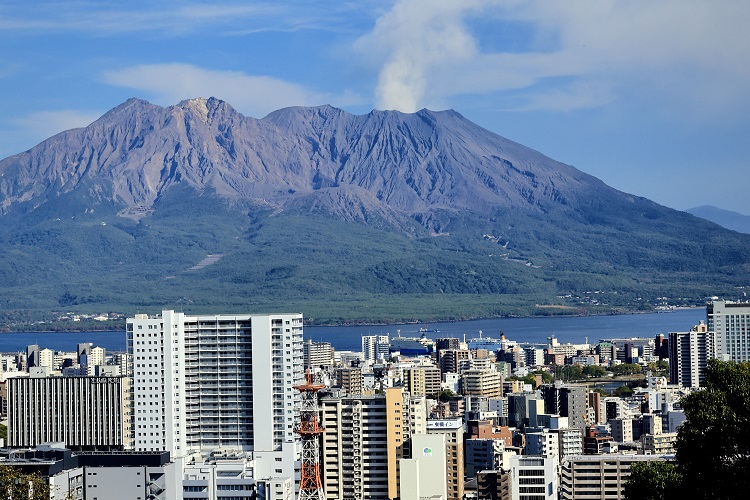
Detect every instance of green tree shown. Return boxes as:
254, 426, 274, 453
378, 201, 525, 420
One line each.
559, 364, 584, 381
535, 370, 553, 384
624, 461, 682, 500
437, 388, 455, 402
612, 385, 634, 397
646, 360, 669, 376
0, 466, 50, 500
608, 363, 643, 376
0, 423, 7, 441
519, 371, 554, 389
583, 365, 606, 378
675, 359, 750, 500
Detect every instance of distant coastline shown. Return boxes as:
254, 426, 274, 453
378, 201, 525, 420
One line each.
0, 305, 706, 333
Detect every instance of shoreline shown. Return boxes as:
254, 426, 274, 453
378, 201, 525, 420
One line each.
0, 305, 706, 334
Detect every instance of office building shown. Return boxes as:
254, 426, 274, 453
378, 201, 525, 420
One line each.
440, 349, 471, 375
477, 469, 512, 500
641, 432, 677, 455
7, 376, 130, 450
582, 426, 613, 455
336, 367, 363, 396
423, 365, 442, 396
524, 428, 559, 461
609, 418, 633, 443
435, 338, 461, 361
127, 310, 303, 481
556, 428, 583, 461
669, 321, 717, 387
465, 438, 505, 477
182, 453, 288, 500
540, 383, 589, 430
525, 347, 546, 367
26, 344, 40, 370
404, 366, 427, 397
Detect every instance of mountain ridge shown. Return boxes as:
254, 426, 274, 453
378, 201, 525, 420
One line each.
1, 97, 594, 228
687, 205, 750, 234
0, 97, 748, 324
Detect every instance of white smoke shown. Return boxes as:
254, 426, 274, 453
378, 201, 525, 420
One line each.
363, 0, 484, 111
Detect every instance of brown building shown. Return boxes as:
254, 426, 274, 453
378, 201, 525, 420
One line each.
404, 365, 442, 397
467, 420, 513, 447
588, 390, 603, 424
336, 367, 363, 396
583, 425, 613, 455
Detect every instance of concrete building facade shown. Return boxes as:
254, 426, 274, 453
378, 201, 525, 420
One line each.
509, 455, 557, 500
399, 433, 448, 500
560, 454, 670, 500
462, 370, 503, 399
303, 340, 333, 371
707, 299, 750, 361
669, 321, 717, 387
319, 387, 426, 500
7, 376, 130, 450
427, 418, 465, 500
126, 310, 304, 481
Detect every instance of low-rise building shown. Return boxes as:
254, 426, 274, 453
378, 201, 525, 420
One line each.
560, 454, 671, 500
641, 432, 678, 455
509, 455, 557, 500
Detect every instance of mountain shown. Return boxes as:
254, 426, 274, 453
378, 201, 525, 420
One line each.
687, 206, 750, 234
1, 97, 748, 326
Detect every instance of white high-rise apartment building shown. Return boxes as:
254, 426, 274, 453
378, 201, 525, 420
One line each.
39, 348, 55, 369
361, 335, 390, 363
707, 299, 750, 361
127, 310, 304, 480
668, 321, 717, 388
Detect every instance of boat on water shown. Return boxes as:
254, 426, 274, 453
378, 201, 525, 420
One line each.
419, 325, 440, 333
389, 330, 435, 355
465, 330, 516, 351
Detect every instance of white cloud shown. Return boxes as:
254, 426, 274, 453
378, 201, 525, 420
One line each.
102, 64, 323, 118
0, 1, 360, 36
357, 0, 750, 117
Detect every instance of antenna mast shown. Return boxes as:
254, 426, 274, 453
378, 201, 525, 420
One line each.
294, 371, 326, 500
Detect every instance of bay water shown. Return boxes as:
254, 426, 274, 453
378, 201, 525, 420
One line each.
0, 308, 705, 353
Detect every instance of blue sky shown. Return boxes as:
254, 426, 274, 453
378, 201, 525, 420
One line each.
1, 0, 749, 214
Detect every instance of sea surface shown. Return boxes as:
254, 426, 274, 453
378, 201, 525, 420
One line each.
0, 308, 705, 353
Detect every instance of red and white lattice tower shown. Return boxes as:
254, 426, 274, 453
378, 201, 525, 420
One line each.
294, 371, 326, 500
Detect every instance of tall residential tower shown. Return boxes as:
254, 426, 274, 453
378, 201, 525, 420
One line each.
127, 310, 304, 480
707, 299, 750, 361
